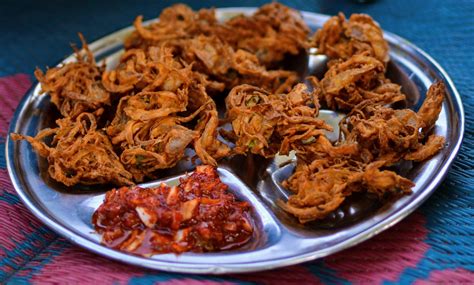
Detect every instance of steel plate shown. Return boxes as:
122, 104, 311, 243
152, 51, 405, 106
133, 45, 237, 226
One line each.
6, 8, 464, 274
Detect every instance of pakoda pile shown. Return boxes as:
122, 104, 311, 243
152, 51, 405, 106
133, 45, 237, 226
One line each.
12, 3, 446, 225
276, 14, 445, 223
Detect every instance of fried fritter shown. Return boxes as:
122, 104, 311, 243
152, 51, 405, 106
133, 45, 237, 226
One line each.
313, 13, 389, 63
102, 46, 193, 95
276, 12, 447, 223
224, 78, 331, 157
124, 3, 303, 93
320, 52, 405, 111
217, 3, 310, 66
182, 35, 299, 93
340, 82, 446, 164
35, 34, 110, 118
280, 159, 413, 223
281, 82, 446, 223
417, 81, 446, 136
127, 3, 310, 67
116, 116, 198, 182
11, 113, 133, 186
104, 45, 230, 180
190, 84, 231, 166
124, 4, 218, 50
105, 89, 221, 182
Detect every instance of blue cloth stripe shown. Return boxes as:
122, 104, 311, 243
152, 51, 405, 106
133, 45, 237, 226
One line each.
0, 142, 5, 169
7, 239, 69, 284
0, 226, 57, 283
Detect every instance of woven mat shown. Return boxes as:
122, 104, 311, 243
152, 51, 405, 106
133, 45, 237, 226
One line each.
0, 0, 473, 283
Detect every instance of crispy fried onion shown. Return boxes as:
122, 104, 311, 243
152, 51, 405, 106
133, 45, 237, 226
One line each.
106, 91, 229, 182
280, 82, 446, 223
181, 35, 299, 94
102, 46, 199, 94
125, 4, 218, 49
320, 52, 405, 110
191, 84, 231, 166
34, 34, 110, 118
340, 81, 446, 163
313, 13, 389, 63
127, 3, 309, 66
17, 41, 230, 186
123, 3, 306, 93
281, 20, 445, 221
104, 46, 229, 181
224, 77, 331, 157
216, 3, 310, 66
279, 159, 413, 223
11, 113, 133, 186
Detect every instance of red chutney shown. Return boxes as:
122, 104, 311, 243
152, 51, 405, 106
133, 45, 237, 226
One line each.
92, 165, 254, 255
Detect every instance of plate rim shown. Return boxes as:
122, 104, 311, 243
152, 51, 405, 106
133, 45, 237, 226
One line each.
5, 7, 465, 274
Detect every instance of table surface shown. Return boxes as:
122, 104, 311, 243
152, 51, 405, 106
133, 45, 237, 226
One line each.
0, 0, 473, 284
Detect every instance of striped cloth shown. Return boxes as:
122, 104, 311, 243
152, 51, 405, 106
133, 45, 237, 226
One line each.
0, 0, 473, 283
